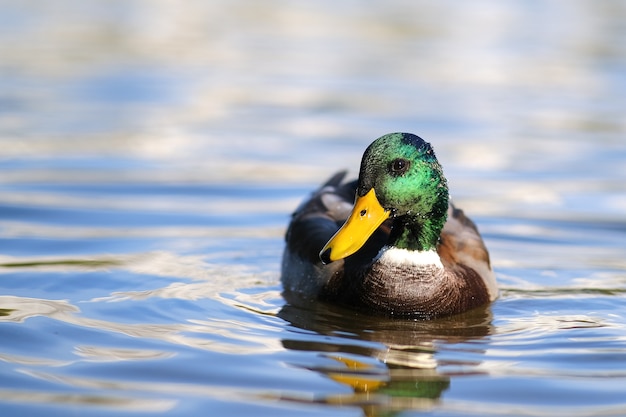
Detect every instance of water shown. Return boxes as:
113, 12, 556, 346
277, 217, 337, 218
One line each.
1, 1, 626, 416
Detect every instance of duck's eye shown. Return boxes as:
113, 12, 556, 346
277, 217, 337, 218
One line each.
389, 158, 410, 176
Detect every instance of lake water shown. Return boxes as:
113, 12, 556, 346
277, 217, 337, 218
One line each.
1, 1, 626, 416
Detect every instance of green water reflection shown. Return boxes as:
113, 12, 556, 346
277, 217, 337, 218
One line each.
278, 297, 493, 415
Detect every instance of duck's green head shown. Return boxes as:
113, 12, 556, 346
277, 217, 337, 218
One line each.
320, 133, 449, 263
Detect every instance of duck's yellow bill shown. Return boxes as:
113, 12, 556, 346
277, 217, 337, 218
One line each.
319, 188, 389, 264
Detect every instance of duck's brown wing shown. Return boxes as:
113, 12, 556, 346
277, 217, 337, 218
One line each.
438, 203, 498, 301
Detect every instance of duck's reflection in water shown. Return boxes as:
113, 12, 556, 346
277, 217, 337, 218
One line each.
278, 296, 493, 415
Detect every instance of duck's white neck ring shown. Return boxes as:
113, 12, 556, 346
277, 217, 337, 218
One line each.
377, 246, 443, 269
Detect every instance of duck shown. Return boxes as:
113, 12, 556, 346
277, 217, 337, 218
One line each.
281, 132, 498, 318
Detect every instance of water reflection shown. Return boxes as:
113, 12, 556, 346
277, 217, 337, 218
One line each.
0, 389, 176, 413
0, 252, 281, 378
278, 297, 493, 415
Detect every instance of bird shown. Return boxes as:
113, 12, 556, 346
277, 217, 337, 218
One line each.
281, 132, 497, 319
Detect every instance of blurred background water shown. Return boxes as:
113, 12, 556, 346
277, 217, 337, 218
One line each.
1, 1, 625, 416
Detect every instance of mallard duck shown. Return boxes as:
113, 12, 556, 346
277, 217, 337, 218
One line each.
281, 132, 497, 318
